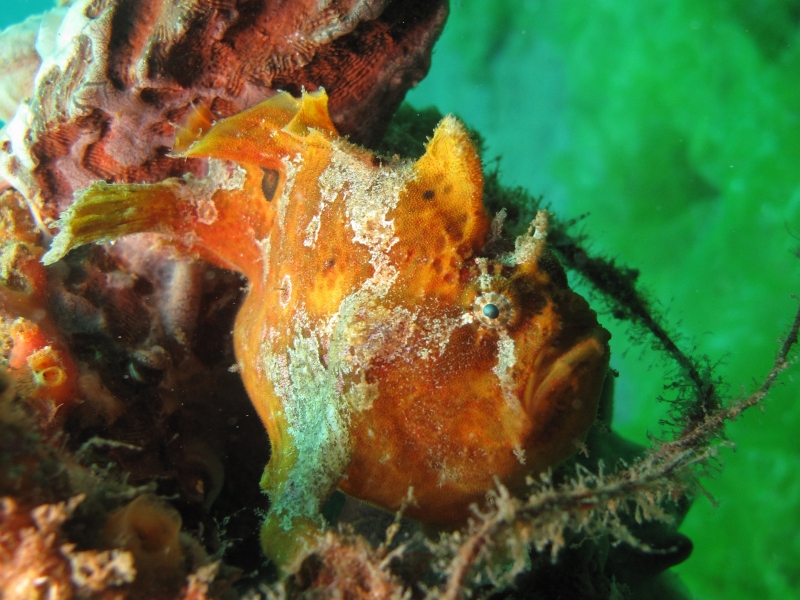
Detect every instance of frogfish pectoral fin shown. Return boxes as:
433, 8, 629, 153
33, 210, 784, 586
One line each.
42, 164, 273, 281
43, 90, 335, 271
42, 180, 186, 266
260, 512, 326, 573
259, 452, 328, 573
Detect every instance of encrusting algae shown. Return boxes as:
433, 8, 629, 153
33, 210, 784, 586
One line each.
43, 89, 611, 571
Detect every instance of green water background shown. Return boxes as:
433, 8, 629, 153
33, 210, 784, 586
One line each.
3, 1, 799, 598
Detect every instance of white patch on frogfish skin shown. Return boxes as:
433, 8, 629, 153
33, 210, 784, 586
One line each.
174, 159, 245, 223
219, 162, 247, 191
475, 257, 493, 291
319, 140, 412, 296
279, 274, 292, 308
418, 313, 468, 360
257, 237, 271, 284
433, 457, 463, 489
303, 214, 321, 248
345, 305, 416, 367
514, 210, 549, 266
277, 153, 302, 230
304, 158, 341, 248
261, 310, 353, 530
493, 329, 521, 411
195, 198, 217, 224
258, 144, 418, 529
318, 141, 415, 380
343, 373, 378, 412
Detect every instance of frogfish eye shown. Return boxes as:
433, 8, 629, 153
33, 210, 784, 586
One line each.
473, 292, 514, 328
483, 303, 500, 319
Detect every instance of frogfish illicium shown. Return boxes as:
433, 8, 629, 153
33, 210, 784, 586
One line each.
43, 90, 611, 569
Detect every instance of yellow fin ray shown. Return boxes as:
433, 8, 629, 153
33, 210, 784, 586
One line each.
283, 88, 337, 137
42, 180, 185, 265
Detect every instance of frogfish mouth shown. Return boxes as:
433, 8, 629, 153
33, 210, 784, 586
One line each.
43, 90, 611, 568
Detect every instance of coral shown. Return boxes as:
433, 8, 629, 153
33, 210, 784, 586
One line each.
284, 531, 407, 600
0, 189, 82, 434
0, 495, 136, 599
0, 398, 239, 598
180, 563, 225, 600
0, 491, 239, 599
7, 319, 80, 428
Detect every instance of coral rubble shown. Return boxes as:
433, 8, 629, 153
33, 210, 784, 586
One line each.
0, 495, 136, 599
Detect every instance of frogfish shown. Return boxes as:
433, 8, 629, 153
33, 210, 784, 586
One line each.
43, 90, 611, 569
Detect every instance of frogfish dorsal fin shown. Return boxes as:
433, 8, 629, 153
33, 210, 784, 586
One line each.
181, 89, 338, 167
391, 116, 489, 293
283, 88, 337, 137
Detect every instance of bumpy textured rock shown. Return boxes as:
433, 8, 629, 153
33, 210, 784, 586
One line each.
0, 0, 447, 228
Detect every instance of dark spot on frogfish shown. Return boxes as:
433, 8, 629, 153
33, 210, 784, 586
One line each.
261, 167, 280, 201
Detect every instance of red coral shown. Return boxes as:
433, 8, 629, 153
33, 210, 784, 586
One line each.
7, 320, 80, 427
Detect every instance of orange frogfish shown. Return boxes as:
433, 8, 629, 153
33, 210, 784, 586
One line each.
43, 90, 611, 569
